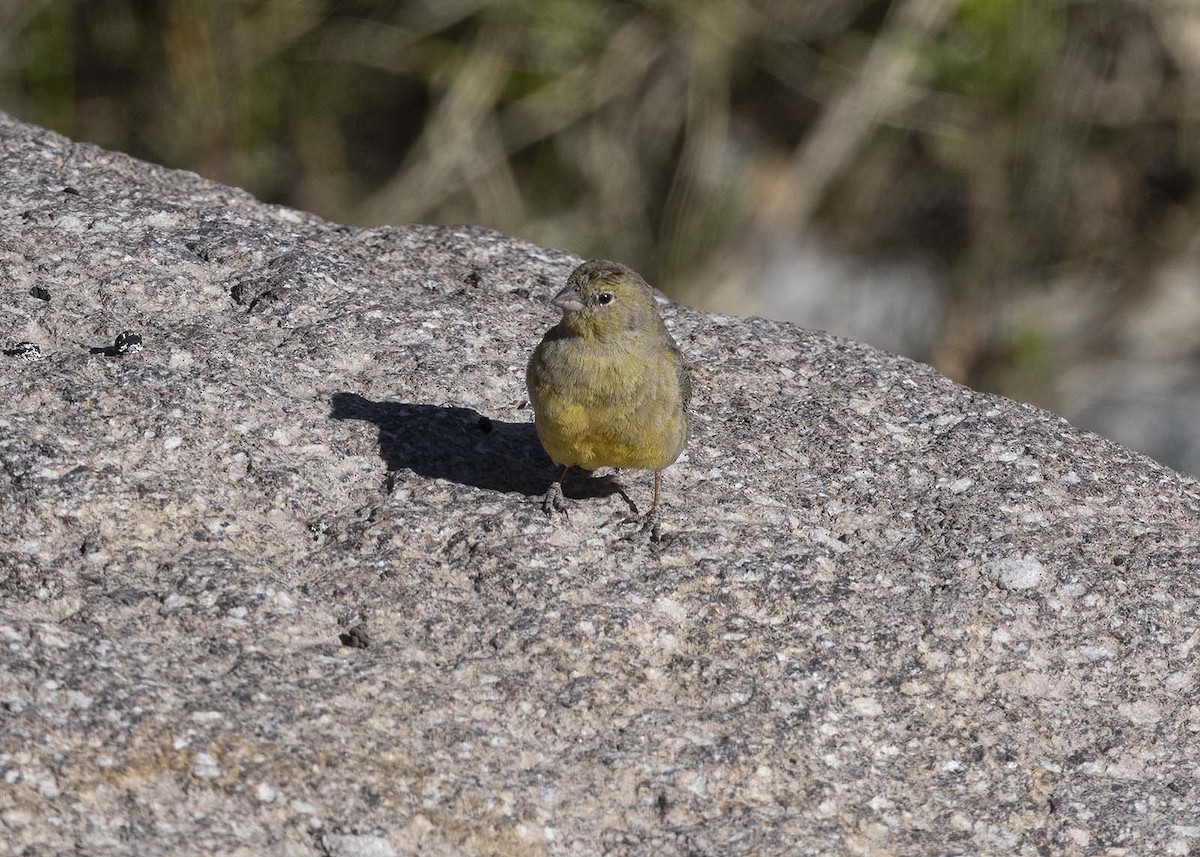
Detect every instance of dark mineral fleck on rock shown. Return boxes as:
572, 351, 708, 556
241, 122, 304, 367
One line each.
4, 341, 42, 360
113, 330, 143, 355
338, 623, 371, 649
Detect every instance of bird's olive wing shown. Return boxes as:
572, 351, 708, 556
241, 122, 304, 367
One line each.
671, 339, 692, 410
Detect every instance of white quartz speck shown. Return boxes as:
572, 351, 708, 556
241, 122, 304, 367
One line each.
986, 556, 1044, 590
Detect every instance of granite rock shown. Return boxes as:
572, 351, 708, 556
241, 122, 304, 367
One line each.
2, 113, 1199, 856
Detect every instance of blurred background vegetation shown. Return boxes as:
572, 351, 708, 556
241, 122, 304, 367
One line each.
4, 0, 1200, 474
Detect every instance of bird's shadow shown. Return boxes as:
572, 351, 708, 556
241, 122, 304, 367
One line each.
329, 392, 623, 500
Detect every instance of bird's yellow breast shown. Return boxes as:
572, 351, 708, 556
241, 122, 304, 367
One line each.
527, 333, 689, 472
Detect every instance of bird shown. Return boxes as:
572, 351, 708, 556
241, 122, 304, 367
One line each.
526, 259, 691, 538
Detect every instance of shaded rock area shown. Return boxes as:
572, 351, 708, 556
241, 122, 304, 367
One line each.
2, 112, 1200, 856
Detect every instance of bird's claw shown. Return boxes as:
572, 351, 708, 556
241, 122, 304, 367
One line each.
619, 507, 664, 543
542, 482, 568, 518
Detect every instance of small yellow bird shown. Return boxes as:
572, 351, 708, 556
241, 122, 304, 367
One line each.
526, 260, 691, 535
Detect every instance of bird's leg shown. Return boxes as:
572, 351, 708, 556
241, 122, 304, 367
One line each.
542, 465, 570, 517
620, 470, 664, 543
644, 470, 664, 541
613, 473, 639, 515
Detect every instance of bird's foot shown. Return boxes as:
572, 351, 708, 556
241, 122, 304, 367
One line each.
619, 506, 663, 544
542, 482, 568, 518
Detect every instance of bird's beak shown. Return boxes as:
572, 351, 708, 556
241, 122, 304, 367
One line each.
551, 284, 585, 313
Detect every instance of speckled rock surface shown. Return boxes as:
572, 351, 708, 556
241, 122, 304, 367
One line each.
2, 112, 1200, 857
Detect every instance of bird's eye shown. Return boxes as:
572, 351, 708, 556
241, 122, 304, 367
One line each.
598, 292, 614, 305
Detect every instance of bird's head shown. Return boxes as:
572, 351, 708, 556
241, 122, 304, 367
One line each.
550, 260, 662, 342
